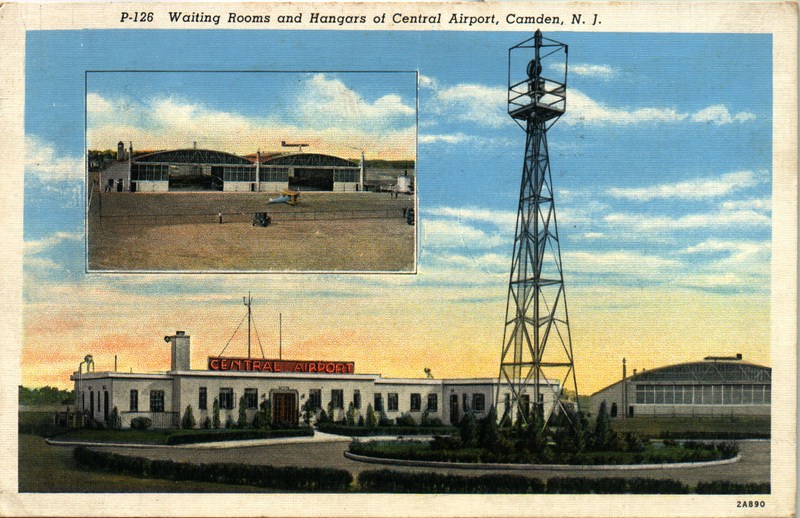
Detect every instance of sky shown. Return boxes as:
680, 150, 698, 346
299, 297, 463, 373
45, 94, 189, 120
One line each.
23, 30, 772, 394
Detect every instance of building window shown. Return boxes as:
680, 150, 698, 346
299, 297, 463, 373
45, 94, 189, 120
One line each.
374, 393, 383, 412
244, 388, 258, 409
331, 389, 344, 409
129, 390, 138, 412
472, 393, 486, 412
353, 390, 361, 409
410, 393, 421, 412
219, 388, 234, 410
462, 393, 470, 413
150, 390, 165, 413
388, 393, 399, 412
199, 387, 207, 410
427, 393, 438, 412
309, 389, 322, 410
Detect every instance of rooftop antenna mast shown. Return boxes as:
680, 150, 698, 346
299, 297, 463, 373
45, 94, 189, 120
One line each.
243, 292, 252, 358
497, 30, 579, 428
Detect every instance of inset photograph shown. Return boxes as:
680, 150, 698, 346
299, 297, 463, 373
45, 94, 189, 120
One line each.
86, 71, 416, 272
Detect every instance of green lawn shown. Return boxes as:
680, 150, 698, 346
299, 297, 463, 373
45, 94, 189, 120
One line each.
18, 434, 267, 493
52, 428, 175, 444
610, 416, 770, 438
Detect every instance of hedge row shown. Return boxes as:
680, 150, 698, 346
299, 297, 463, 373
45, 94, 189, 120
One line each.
72, 447, 351, 491
71, 448, 767, 494
660, 431, 770, 440
695, 480, 771, 494
349, 441, 735, 465
546, 476, 690, 494
357, 471, 694, 494
165, 427, 313, 445
358, 469, 545, 493
317, 424, 457, 436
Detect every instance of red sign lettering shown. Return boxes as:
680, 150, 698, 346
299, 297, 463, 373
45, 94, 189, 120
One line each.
207, 357, 354, 375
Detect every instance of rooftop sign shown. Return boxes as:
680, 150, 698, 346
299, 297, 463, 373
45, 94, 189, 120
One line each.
208, 356, 354, 375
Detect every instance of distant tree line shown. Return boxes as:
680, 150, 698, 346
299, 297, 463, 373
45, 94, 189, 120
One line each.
19, 386, 75, 406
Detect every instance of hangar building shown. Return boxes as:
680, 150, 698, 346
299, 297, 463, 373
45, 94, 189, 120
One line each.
590, 355, 771, 419
107, 144, 363, 193
71, 331, 560, 429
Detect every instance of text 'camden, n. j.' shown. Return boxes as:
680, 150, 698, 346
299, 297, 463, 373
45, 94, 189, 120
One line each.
120, 11, 601, 27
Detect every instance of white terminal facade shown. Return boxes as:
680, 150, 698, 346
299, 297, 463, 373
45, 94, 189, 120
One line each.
71, 331, 560, 429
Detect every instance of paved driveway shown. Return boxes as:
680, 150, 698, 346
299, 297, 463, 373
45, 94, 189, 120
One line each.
94, 439, 770, 486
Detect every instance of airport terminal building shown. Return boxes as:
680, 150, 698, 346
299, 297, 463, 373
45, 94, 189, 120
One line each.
71, 331, 560, 429
591, 355, 771, 419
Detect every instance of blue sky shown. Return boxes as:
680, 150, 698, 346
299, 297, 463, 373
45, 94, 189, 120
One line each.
24, 30, 772, 391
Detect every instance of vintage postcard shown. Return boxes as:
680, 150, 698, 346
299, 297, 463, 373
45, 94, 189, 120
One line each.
0, 2, 796, 517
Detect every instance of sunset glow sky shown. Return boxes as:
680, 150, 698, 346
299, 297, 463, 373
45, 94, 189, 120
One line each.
24, 30, 771, 394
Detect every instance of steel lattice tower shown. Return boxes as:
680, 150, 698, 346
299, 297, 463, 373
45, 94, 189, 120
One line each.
497, 31, 578, 426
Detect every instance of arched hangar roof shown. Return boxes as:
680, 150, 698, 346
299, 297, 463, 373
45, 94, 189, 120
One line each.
134, 149, 253, 165
631, 361, 771, 384
261, 153, 358, 168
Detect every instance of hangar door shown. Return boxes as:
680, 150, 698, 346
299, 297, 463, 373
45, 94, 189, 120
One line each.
289, 168, 334, 191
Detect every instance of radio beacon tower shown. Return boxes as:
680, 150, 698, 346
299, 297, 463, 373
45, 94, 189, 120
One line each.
497, 30, 578, 426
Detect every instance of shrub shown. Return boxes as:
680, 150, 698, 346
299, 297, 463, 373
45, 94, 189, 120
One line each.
108, 407, 122, 430
366, 403, 377, 428
202, 417, 211, 429
346, 402, 357, 426
395, 413, 416, 427
225, 415, 234, 429
257, 399, 272, 429
431, 434, 462, 450
478, 407, 500, 450
716, 441, 740, 458
237, 396, 248, 428
181, 405, 196, 429
459, 413, 478, 447
130, 417, 151, 430
357, 415, 365, 427
212, 398, 220, 429
378, 412, 393, 427
317, 409, 329, 424
592, 401, 615, 450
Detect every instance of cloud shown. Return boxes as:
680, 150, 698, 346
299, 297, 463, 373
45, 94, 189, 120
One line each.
566, 89, 757, 126
418, 133, 515, 148
551, 62, 616, 80
563, 250, 682, 276
420, 76, 507, 129
692, 105, 756, 125
25, 232, 82, 256
421, 218, 505, 249
721, 197, 771, 212
604, 209, 771, 232
25, 135, 83, 181
432, 83, 507, 128
87, 92, 415, 160
681, 239, 771, 270
583, 232, 605, 239
424, 207, 517, 229
299, 74, 415, 130
418, 134, 470, 145
607, 171, 766, 201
